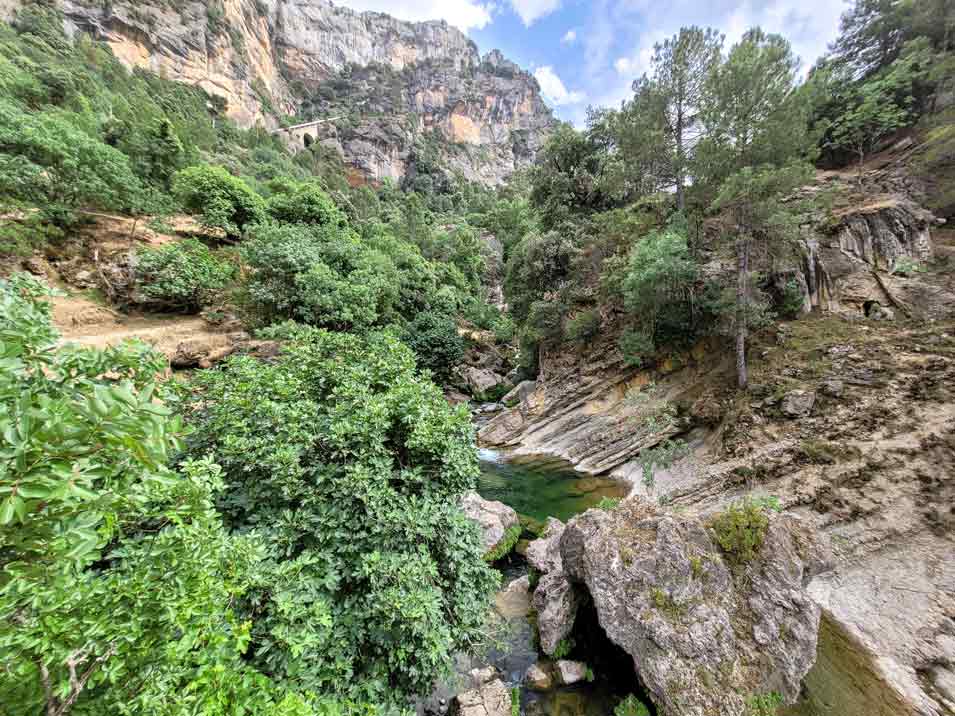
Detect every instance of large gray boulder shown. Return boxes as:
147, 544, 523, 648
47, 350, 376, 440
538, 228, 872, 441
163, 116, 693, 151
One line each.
553, 500, 829, 716
526, 518, 581, 656
460, 491, 519, 556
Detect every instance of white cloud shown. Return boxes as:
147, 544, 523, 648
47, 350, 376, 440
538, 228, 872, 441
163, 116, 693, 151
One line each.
581, 0, 849, 120
510, 0, 561, 27
534, 66, 585, 106
333, 0, 495, 32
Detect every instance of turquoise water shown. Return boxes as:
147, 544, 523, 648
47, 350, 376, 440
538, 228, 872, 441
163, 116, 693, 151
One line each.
477, 449, 629, 523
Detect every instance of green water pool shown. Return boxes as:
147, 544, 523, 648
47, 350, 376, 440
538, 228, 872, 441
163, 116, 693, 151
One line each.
477, 449, 629, 523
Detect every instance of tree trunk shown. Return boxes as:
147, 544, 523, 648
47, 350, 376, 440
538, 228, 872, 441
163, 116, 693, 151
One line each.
735, 237, 750, 390
675, 107, 685, 212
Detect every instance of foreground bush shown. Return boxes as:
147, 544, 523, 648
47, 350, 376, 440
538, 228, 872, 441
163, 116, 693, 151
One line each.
182, 327, 498, 705
0, 275, 338, 716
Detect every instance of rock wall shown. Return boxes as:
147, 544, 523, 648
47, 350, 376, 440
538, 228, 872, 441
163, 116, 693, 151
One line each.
528, 502, 830, 716
19, 0, 554, 184
481, 171, 955, 715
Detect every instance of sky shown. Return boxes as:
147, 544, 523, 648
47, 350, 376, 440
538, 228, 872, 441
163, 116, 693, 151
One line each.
333, 0, 850, 127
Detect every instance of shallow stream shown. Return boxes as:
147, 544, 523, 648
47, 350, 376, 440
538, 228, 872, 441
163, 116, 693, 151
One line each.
469, 449, 636, 716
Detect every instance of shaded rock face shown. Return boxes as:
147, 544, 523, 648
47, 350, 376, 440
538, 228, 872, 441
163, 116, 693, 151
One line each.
33, 0, 554, 184
531, 500, 829, 716
460, 491, 519, 555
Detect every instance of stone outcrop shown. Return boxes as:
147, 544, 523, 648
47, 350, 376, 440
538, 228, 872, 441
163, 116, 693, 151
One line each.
531, 499, 829, 716
460, 491, 519, 556
22, 0, 554, 184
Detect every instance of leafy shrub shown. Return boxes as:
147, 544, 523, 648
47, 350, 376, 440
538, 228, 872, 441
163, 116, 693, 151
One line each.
596, 496, 620, 510
748, 692, 784, 716
551, 637, 575, 659
240, 222, 399, 330
0, 274, 329, 715
891, 256, 924, 276
711, 498, 771, 564
0, 99, 143, 226
182, 327, 498, 705
614, 695, 651, 716
267, 181, 347, 227
172, 164, 266, 238
619, 329, 655, 367
776, 279, 805, 319
134, 239, 236, 312
566, 309, 601, 342
403, 310, 466, 377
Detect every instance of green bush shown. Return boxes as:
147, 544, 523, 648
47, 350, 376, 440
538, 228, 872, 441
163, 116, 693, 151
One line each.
182, 327, 498, 705
0, 274, 332, 716
403, 310, 466, 377
596, 496, 621, 510
134, 239, 236, 312
748, 692, 784, 716
711, 498, 771, 564
241, 222, 400, 330
566, 309, 601, 342
267, 181, 347, 226
776, 279, 805, 319
173, 164, 266, 238
614, 695, 651, 716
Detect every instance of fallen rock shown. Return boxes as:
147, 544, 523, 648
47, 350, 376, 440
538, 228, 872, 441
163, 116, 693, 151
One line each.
532, 571, 580, 657
868, 302, 896, 321
820, 379, 844, 398
495, 576, 531, 619
524, 662, 553, 691
780, 389, 816, 418
525, 518, 565, 574
451, 668, 512, 716
458, 366, 507, 397
526, 518, 581, 657
555, 660, 588, 686
556, 499, 830, 716
460, 491, 520, 557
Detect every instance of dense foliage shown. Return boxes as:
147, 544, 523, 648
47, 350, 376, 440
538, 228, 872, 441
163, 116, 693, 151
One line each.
0, 276, 333, 716
182, 327, 498, 704
134, 239, 237, 312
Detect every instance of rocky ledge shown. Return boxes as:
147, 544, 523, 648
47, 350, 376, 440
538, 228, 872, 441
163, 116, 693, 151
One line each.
527, 500, 831, 716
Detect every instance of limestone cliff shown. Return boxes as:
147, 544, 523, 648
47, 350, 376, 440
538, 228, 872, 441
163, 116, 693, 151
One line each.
480, 161, 955, 715
16, 0, 555, 184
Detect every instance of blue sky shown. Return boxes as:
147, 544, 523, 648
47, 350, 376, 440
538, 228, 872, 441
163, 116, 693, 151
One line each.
335, 0, 850, 127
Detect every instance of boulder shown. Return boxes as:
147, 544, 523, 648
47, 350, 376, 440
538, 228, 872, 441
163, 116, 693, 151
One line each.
458, 366, 507, 397
524, 662, 553, 691
460, 491, 519, 556
525, 518, 565, 574
526, 518, 580, 657
451, 668, 512, 716
820, 379, 844, 398
556, 499, 829, 716
555, 660, 588, 686
532, 571, 580, 657
495, 576, 532, 619
780, 389, 816, 418
501, 380, 537, 406
868, 303, 896, 321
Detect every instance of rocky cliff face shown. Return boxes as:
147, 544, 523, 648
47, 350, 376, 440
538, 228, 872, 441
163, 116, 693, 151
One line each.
19, 0, 554, 184
481, 162, 955, 715
528, 503, 830, 716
